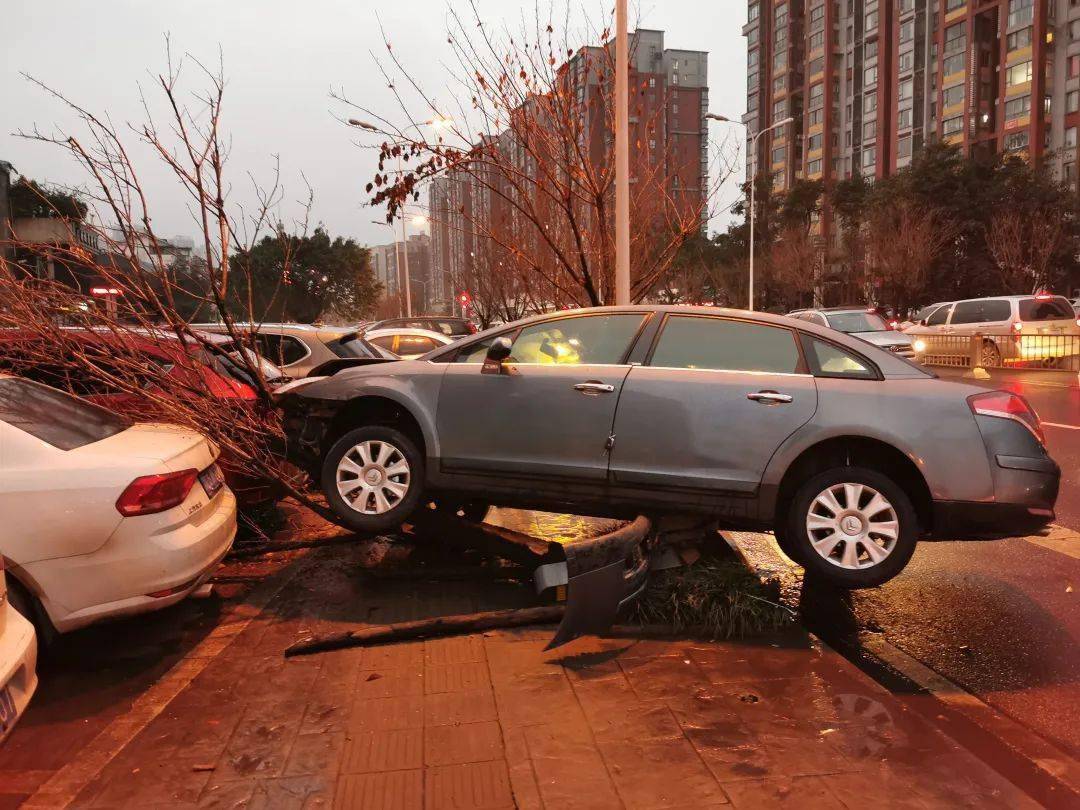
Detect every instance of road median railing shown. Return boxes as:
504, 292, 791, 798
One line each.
913, 332, 1080, 372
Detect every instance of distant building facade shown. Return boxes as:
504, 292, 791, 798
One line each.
370, 233, 436, 315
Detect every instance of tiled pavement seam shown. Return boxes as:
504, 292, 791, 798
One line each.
22, 551, 321, 810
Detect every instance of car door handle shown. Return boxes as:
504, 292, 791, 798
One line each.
747, 391, 793, 404
574, 381, 616, 394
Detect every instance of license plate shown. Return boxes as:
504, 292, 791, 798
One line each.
199, 464, 225, 499
0, 685, 16, 734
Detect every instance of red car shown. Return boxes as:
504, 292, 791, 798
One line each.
0, 329, 286, 507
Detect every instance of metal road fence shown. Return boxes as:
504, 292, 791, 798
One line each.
912, 332, 1080, 372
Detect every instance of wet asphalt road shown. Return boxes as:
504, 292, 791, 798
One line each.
806, 367, 1080, 759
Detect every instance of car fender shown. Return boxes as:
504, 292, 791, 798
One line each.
758, 381, 995, 516
297, 363, 445, 460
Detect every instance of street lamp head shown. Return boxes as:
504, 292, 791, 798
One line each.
347, 119, 379, 131
705, 113, 740, 124
425, 116, 452, 130
411, 215, 429, 227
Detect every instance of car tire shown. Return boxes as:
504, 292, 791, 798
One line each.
786, 466, 918, 589
6, 578, 58, 649
322, 426, 425, 532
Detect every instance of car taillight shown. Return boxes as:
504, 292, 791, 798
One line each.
968, 391, 1044, 444
116, 469, 199, 516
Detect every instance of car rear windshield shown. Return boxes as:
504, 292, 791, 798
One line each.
0, 377, 132, 450
824, 312, 889, 333
1019, 297, 1074, 321
330, 333, 395, 360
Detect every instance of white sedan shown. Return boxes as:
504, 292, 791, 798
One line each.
362, 327, 454, 360
0, 375, 237, 637
0, 564, 36, 741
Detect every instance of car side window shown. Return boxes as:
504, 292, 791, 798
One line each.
397, 335, 441, 355
454, 337, 496, 363
255, 334, 308, 366
805, 338, 877, 379
926, 305, 952, 326
649, 316, 801, 373
508, 314, 645, 365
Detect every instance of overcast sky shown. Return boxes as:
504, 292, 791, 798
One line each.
2, 1, 747, 248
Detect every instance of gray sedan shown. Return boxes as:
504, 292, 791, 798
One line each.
278, 306, 1059, 589
789, 307, 917, 358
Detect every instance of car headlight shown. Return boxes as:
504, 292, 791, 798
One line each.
913, 339, 927, 353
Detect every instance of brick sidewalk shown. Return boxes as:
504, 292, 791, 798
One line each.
58, 543, 1033, 809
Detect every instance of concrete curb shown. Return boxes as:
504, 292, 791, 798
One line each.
721, 529, 1080, 804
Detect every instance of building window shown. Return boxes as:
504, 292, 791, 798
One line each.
748, 49, 759, 69
773, 75, 786, 94
807, 158, 823, 175
865, 10, 879, 28
809, 108, 824, 125
808, 56, 825, 76
898, 135, 913, 158
748, 2, 759, 21
809, 31, 824, 50
900, 20, 914, 42
862, 147, 876, 168
775, 2, 788, 25
1007, 0, 1033, 30
1004, 94, 1031, 120
809, 82, 824, 105
1007, 26, 1032, 51
899, 79, 913, 100
945, 0, 965, 10
809, 4, 825, 28
943, 84, 965, 107
864, 92, 877, 113
773, 50, 787, 71
899, 51, 914, 72
945, 22, 966, 54
944, 52, 965, 76
1006, 60, 1032, 87
898, 108, 913, 128
900, 0, 915, 10
1068, 90, 1080, 113
1004, 131, 1029, 151
808, 133, 823, 151
864, 66, 878, 86
1071, 55, 1080, 78
773, 99, 788, 122
943, 115, 964, 135
1066, 127, 1078, 148
863, 120, 877, 140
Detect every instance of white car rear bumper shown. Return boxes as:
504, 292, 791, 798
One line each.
0, 602, 38, 742
29, 488, 238, 633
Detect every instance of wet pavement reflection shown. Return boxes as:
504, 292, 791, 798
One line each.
487, 507, 625, 544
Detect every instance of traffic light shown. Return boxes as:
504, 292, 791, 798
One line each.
458, 291, 471, 307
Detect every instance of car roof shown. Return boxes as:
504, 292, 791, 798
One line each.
364, 327, 453, 342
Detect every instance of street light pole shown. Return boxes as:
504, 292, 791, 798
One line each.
705, 113, 792, 311
614, 0, 631, 306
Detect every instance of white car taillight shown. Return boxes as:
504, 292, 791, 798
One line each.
116, 469, 199, 517
968, 391, 1045, 444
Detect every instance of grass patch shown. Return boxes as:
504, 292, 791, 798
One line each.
630, 557, 794, 639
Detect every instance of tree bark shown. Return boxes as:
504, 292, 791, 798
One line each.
285, 605, 565, 657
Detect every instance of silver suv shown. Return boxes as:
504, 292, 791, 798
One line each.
278, 306, 1060, 589
904, 295, 1080, 369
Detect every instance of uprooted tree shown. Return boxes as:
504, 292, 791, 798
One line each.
335, 0, 738, 315
0, 44, 372, 526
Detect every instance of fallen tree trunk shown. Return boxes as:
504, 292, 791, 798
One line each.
284, 605, 565, 657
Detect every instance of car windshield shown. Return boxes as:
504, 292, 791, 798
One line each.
330, 333, 396, 360
825, 312, 890, 333
201, 346, 285, 386
0, 377, 132, 450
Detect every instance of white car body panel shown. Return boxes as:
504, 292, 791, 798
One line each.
0, 381, 237, 634
0, 569, 37, 742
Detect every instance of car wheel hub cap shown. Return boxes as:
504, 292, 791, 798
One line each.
336, 440, 411, 515
805, 483, 899, 570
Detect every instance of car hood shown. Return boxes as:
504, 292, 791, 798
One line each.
851, 331, 913, 349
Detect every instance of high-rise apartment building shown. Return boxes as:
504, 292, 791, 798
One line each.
428, 29, 708, 310
745, 0, 1078, 247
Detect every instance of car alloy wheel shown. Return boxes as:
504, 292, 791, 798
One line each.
335, 439, 411, 515
805, 482, 899, 570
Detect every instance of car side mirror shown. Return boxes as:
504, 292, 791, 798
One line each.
482, 336, 513, 375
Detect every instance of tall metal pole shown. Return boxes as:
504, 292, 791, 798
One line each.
614, 0, 631, 306
749, 138, 757, 312
396, 153, 413, 318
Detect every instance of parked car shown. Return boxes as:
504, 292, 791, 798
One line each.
277, 306, 1059, 589
369, 317, 477, 338
788, 307, 916, 358
901, 302, 952, 331
904, 294, 1080, 369
0, 375, 237, 637
193, 323, 395, 379
0, 330, 285, 506
361, 327, 454, 359
0, 562, 36, 742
